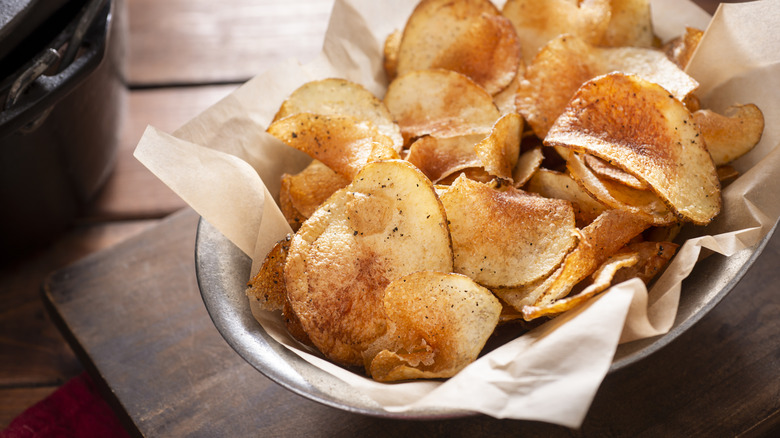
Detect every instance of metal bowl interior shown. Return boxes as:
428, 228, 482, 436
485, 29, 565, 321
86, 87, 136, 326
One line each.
195, 217, 777, 418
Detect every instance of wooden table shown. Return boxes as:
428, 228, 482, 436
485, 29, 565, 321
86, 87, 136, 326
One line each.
2, 0, 777, 436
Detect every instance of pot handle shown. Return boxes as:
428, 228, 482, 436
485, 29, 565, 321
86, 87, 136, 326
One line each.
0, 0, 111, 135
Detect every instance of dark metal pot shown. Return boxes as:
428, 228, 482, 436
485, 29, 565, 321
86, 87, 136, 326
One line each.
0, 0, 126, 262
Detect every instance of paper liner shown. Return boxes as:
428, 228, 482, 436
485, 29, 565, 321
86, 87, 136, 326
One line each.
134, 0, 780, 427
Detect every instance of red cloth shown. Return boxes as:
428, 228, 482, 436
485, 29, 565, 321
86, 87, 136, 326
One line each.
1, 373, 130, 438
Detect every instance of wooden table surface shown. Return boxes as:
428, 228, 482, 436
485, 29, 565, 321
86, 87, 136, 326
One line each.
2, 0, 775, 435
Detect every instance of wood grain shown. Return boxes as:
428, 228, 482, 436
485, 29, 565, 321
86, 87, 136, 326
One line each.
43, 209, 780, 437
126, 0, 334, 86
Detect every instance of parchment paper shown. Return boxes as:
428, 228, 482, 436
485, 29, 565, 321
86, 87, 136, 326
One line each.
134, 0, 780, 428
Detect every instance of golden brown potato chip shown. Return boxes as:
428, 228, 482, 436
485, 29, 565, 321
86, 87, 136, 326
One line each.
427, 13, 521, 94
693, 104, 764, 166
384, 69, 501, 144
522, 252, 640, 320
512, 147, 544, 188
284, 160, 453, 366
584, 154, 648, 190
268, 113, 399, 180
405, 134, 484, 183
664, 27, 704, 70
530, 208, 651, 310
281, 160, 350, 223
383, 29, 402, 81
364, 271, 501, 381
493, 63, 526, 115
516, 34, 699, 138
437, 167, 495, 185
273, 78, 403, 150
279, 177, 307, 231
545, 73, 721, 225
502, 0, 611, 64
567, 151, 676, 225
525, 168, 606, 226
439, 175, 577, 287
395, 0, 520, 94
716, 165, 740, 184
474, 113, 523, 180
246, 234, 291, 312
610, 241, 679, 285
602, 0, 654, 48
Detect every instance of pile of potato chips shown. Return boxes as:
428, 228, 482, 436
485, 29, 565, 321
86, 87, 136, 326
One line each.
247, 0, 764, 382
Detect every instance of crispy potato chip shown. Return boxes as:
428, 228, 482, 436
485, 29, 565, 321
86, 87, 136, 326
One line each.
383, 29, 402, 81
395, 0, 520, 94
512, 147, 544, 187
584, 154, 648, 190
567, 151, 676, 225
602, 0, 654, 48
493, 63, 526, 115
439, 175, 577, 287
273, 78, 403, 150
664, 27, 704, 70
384, 69, 501, 144
279, 177, 307, 231
268, 113, 399, 180
522, 252, 640, 320
427, 13, 521, 94
546, 73, 720, 225
525, 168, 606, 226
610, 241, 679, 285
531, 208, 651, 310
516, 34, 699, 138
364, 271, 501, 381
474, 113, 523, 180
716, 165, 740, 184
284, 160, 453, 366
693, 104, 764, 166
491, 266, 562, 312
282, 160, 350, 218
406, 134, 484, 183
437, 167, 495, 185
246, 234, 291, 312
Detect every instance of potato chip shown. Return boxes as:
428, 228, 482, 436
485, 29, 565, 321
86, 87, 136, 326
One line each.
364, 271, 501, 381
395, 0, 520, 94
493, 62, 526, 115
284, 160, 453, 366
502, 0, 611, 64
274, 78, 403, 150
525, 168, 606, 226
516, 34, 699, 138
602, 0, 654, 48
437, 167, 495, 185
664, 27, 704, 70
383, 29, 402, 81
280, 160, 350, 228
405, 134, 484, 183
530, 208, 651, 310
584, 154, 648, 190
610, 241, 679, 285
426, 13, 521, 94
522, 251, 640, 320
384, 69, 501, 144
512, 147, 544, 188
279, 177, 308, 231
566, 151, 676, 225
474, 113, 523, 180
693, 104, 764, 166
545, 73, 721, 225
439, 175, 577, 287
268, 113, 399, 180
246, 234, 291, 312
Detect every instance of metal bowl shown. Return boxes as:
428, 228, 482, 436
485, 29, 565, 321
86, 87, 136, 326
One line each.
195, 217, 777, 418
